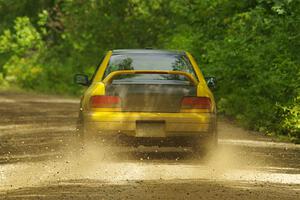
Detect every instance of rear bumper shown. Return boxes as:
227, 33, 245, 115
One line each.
83, 111, 215, 137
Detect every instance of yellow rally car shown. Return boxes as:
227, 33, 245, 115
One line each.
75, 49, 217, 153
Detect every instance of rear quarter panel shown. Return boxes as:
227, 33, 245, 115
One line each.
186, 52, 216, 113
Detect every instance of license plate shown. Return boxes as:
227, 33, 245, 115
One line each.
136, 121, 165, 137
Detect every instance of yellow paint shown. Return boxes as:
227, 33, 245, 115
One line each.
186, 52, 216, 112
92, 50, 112, 83
80, 50, 216, 136
85, 111, 211, 123
102, 70, 198, 86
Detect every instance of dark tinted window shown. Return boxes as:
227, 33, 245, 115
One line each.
104, 53, 196, 83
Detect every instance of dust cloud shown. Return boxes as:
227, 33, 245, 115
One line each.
2, 134, 297, 193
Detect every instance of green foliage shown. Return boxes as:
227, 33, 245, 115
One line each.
0, 0, 299, 140
200, 0, 300, 139
278, 96, 300, 142
0, 16, 44, 87
0, 17, 44, 54
0, 15, 79, 94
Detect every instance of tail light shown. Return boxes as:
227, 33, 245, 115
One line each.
90, 95, 121, 108
181, 97, 212, 109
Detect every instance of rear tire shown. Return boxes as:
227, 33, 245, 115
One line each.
192, 135, 217, 157
192, 119, 218, 158
73, 119, 85, 155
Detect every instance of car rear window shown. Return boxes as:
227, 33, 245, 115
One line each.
103, 53, 196, 83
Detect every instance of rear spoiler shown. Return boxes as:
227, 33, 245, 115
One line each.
102, 70, 198, 86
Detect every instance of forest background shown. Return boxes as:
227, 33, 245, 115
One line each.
0, 0, 299, 141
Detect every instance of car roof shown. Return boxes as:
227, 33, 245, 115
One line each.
112, 49, 186, 55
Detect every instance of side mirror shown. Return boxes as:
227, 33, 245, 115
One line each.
205, 77, 217, 90
74, 74, 90, 86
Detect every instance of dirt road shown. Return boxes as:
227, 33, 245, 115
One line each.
0, 92, 299, 199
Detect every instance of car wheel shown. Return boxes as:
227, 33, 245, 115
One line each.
192, 120, 218, 158
72, 119, 84, 154
193, 136, 217, 156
